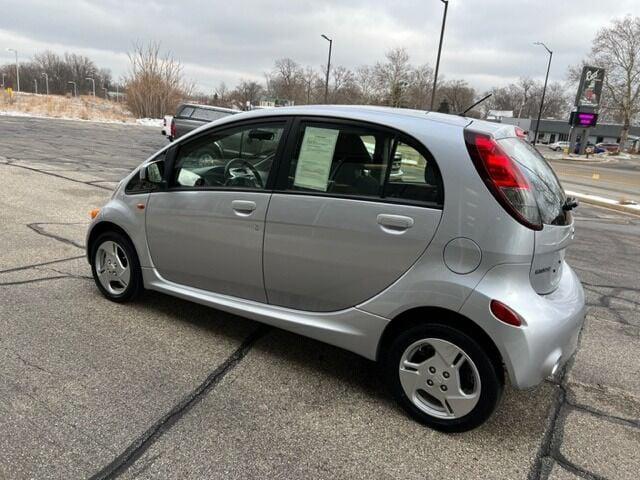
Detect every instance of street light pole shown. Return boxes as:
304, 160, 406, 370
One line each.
68, 81, 77, 97
321, 34, 333, 104
41, 73, 49, 95
430, 0, 449, 111
86, 77, 95, 96
6, 48, 19, 92
533, 42, 552, 145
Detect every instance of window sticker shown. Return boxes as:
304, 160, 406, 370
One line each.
293, 127, 339, 191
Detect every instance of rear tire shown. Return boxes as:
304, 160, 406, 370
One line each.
382, 323, 503, 432
90, 231, 143, 303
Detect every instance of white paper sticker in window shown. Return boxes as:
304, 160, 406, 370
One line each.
293, 127, 339, 191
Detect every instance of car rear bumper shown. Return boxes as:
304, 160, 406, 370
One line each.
460, 261, 586, 389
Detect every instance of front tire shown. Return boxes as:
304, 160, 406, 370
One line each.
383, 323, 503, 432
90, 231, 143, 303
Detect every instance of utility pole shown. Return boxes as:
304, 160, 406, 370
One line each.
86, 77, 96, 96
6, 48, 19, 92
68, 81, 77, 97
321, 34, 333, 104
430, 0, 449, 111
533, 42, 552, 145
41, 73, 49, 95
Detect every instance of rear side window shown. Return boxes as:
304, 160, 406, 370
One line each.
286, 124, 390, 198
386, 140, 443, 207
498, 138, 567, 225
283, 122, 443, 208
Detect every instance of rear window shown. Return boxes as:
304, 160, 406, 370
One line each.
191, 108, 231, 122
176, 106, 195, 118
498, 138, 568, 226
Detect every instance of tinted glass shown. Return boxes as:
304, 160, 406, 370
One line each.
286, 124, 390, 198
192, 108, 232, 122
176, 106, 195, 118
385, 140, 443, 207
172, 123, 285, 190
499, 137, 567, 225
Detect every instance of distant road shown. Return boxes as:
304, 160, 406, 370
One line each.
548, 159, 640, 204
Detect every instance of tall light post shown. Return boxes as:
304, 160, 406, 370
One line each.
67, 81, 77, 97
86, 77, 95, 96
41, 73, 49, 95
6, 48, 19, 92
533, 42, 552, 145
430, 0, 449, 111
321, 34, 333, 104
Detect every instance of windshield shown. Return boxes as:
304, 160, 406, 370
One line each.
498, 138, 568, 226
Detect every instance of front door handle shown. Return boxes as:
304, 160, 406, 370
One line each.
377, 214, 414, 232
231, 200, 257, 215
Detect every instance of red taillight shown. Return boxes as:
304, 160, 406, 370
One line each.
490, 300, 523, 327
170, 118, 176, 138
464, 130, 542, 230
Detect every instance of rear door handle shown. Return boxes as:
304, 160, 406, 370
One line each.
377, 214, 414, 232
231, 200, 257, 215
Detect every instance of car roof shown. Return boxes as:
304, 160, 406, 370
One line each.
197, 104, 477, 129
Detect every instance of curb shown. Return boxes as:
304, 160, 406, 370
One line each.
566, 190, 640, 216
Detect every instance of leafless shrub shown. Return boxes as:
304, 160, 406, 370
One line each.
124, 42, 191, 118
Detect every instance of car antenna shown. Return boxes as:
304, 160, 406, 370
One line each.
458, 93, 492, 116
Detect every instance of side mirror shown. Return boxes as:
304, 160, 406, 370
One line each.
140, 160, 167, 191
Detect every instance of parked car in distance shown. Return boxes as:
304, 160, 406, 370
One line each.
548, 141, 570, 151
596, 142, 620, 153
87, 106, 585, 432
574, 142, 605, 154
166, 103, 239, 141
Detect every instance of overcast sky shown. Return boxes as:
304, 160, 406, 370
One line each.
0, 0, 636, 93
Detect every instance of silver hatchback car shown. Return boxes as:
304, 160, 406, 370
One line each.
87, 106, 585, 432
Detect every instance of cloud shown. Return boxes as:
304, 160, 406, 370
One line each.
0, 0, 637, 92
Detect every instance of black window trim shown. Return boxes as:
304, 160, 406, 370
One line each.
164, 116, 294, 193
124, 151, 168, 195
272, 115, 444, 210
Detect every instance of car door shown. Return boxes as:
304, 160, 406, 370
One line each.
263, 118, 444, 312
146, 118, 290, 302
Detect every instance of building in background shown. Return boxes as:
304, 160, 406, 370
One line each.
499, 117, 640, 151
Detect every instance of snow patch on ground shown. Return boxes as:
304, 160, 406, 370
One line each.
0, 109, 162, 128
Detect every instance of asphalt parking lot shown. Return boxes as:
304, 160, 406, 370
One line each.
0, 116, 638, 479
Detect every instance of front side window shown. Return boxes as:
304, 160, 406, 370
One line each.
286, 123, 391, 198
172, 123, 285, 190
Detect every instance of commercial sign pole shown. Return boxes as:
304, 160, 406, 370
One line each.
570, 66, 604, 154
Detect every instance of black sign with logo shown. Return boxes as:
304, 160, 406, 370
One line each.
575, 66, 605, 108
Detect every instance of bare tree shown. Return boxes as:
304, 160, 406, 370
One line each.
571, 16, 640, 147
437, 79, 475, 113
231, 79, 264, 107
302, 66, 320, 104
271, 58, 304, 102
124, 41, 190, 118
374, 47, 412, 107
355, 65, 376, 104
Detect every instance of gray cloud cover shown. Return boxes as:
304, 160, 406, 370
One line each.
0, 0, 636, 92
